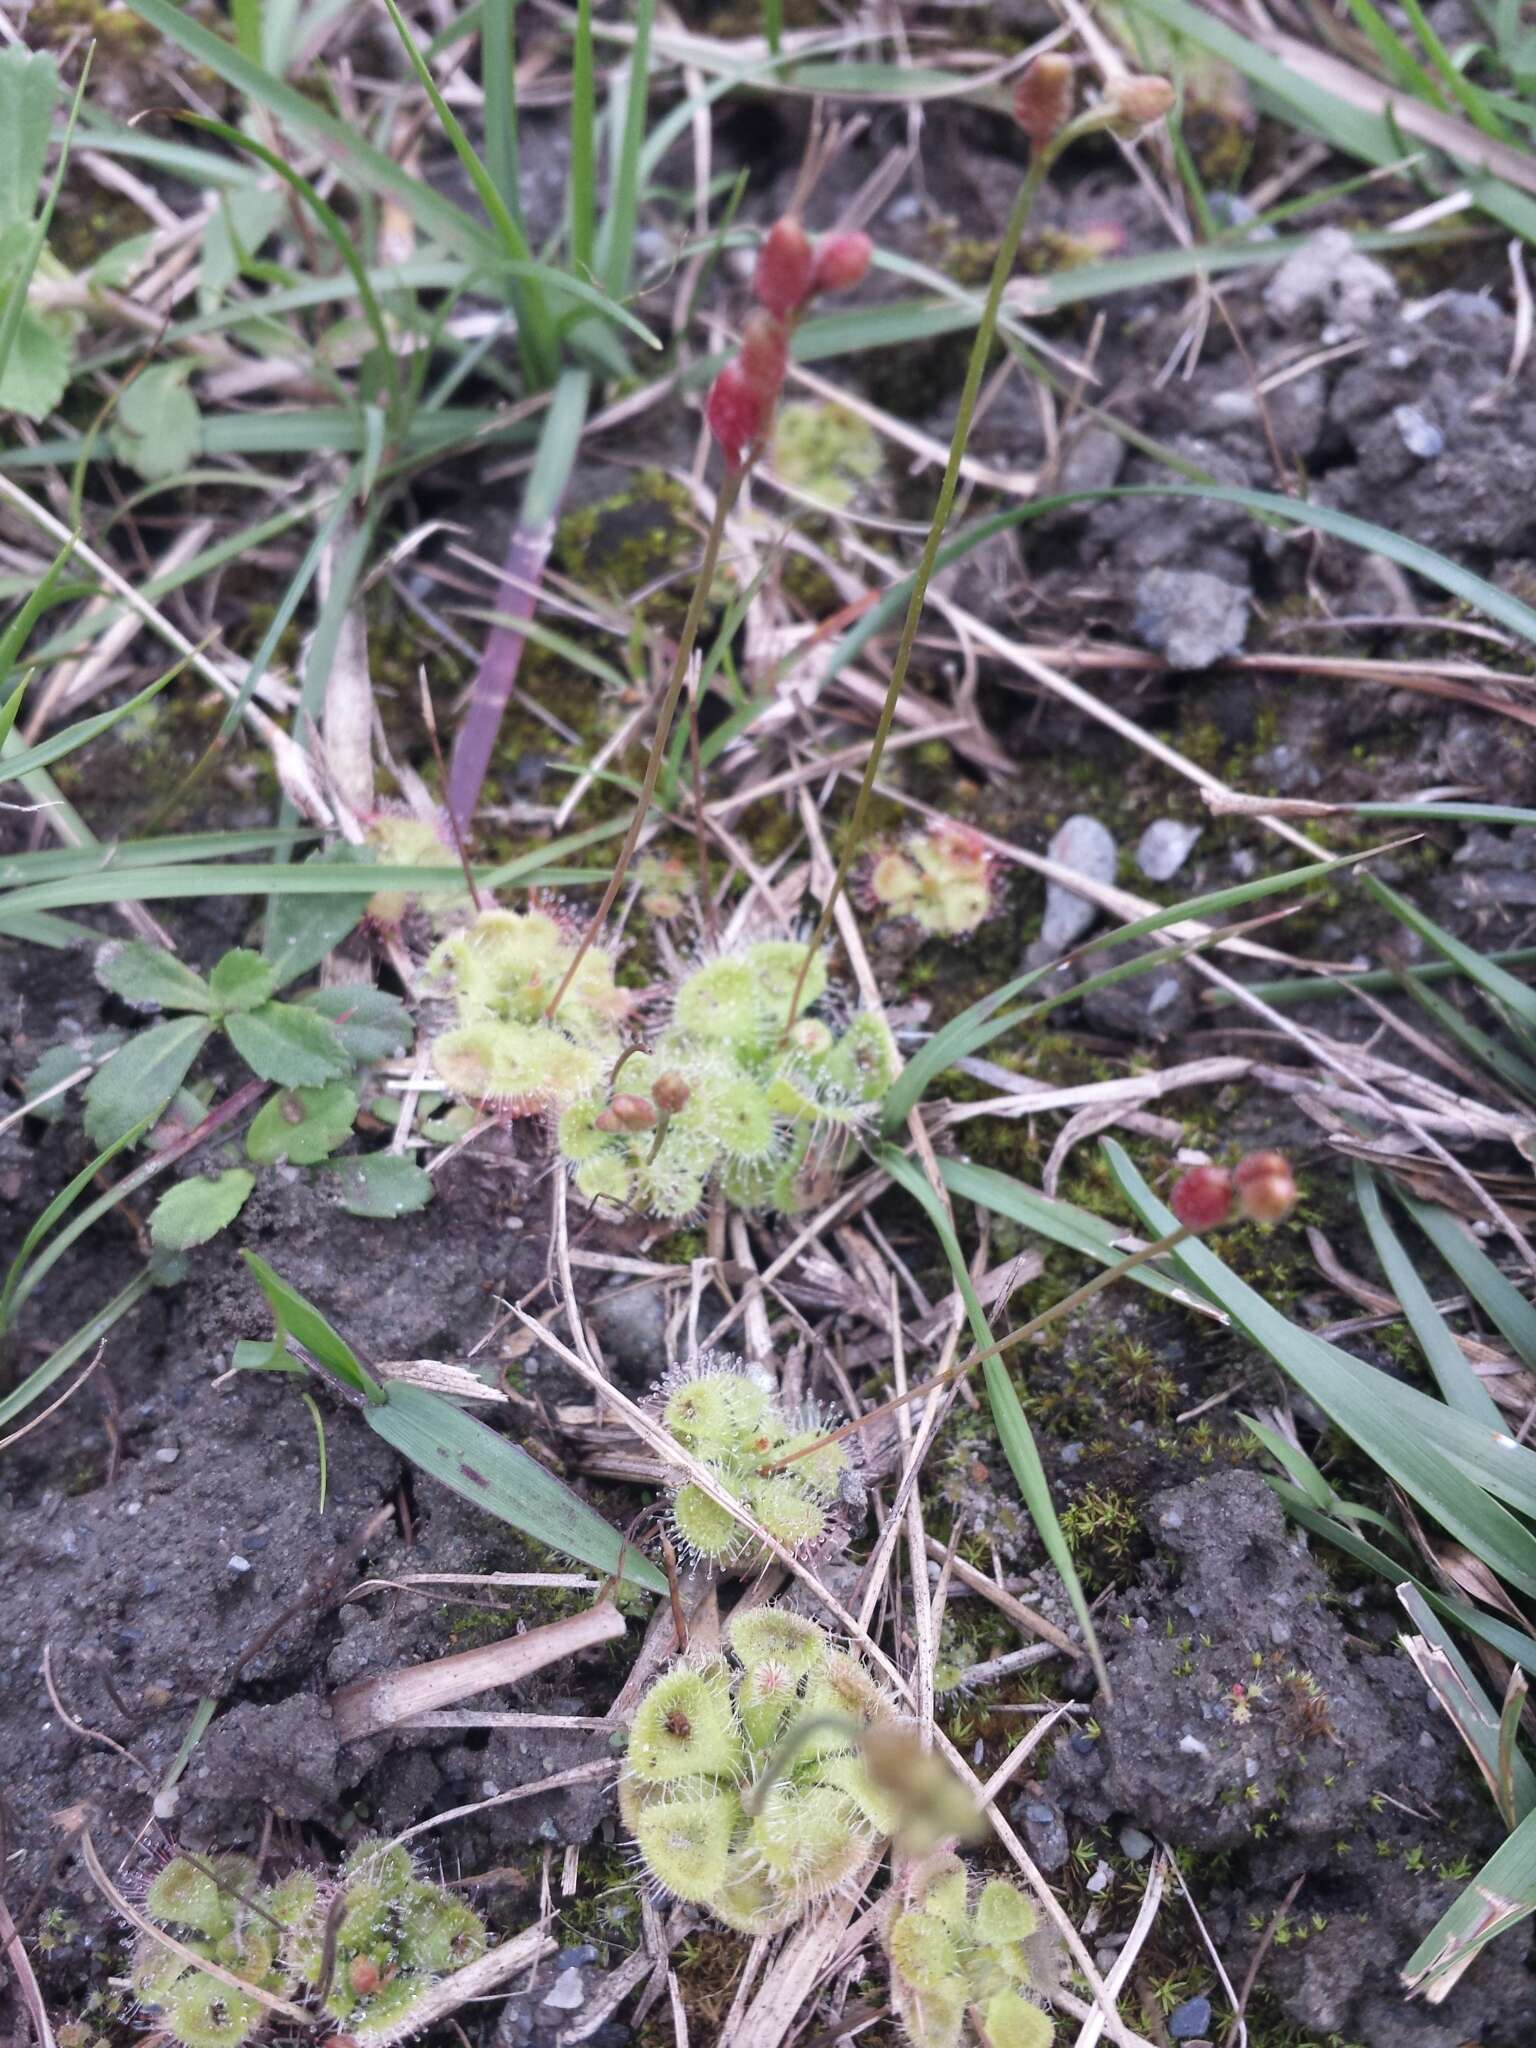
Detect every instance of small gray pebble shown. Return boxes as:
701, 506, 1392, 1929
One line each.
540, 1969, 585, 2012
1118, 1825, 1154, 1860
1393, 403, 1445, 459
1025, 1802, 1055, 1825
1136, 818, 1202, 883
153, 1447, 179, 1464
1169, 1994, 1212, 2039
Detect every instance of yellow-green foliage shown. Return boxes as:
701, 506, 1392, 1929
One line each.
559, 940, 896, 1219
621, 1610, 899, 1934
426, 905, 633, 1113
657, 1355, 852, 1565
884, 1851, 1059, 2048
865, 823, 999, 939
772, 400, 884, 510
131, 1845, 488, 2048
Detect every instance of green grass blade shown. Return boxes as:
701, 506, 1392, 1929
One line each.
569, 0, 596, 276
127, 0, 503, 261
937, 1159, 1219, 1318
481, 0, 524, 238
0, 1268, 154, 1431
377, 0, 557, 385
1397, 1582, 1536, 1823
596, 0, 655, 301
1396, 967, 1536, 1102
879, 1145, 1107, 1694
240, 1252, 383, 1401
1363, 872, 1536, 1031
1402, 1802, 1536, 1995
1202, 946, 1536, 1009
367, 1380, 666, 1593
1391, 1188, 1536, 1373
881, 848, 1366, 1130
0, 52, 83, 405
0, 830, 310, 887
1, 1115, 151, 1330
1103, 1141, 1536, 1595
1355, 1166, 1503, 1426
1, 661, 182, 783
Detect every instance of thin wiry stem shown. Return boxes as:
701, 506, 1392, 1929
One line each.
545, 469, 745, 1020
779, 148, 1053, 1036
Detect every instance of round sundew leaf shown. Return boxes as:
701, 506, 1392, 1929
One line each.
979, 1988, 1054, 2048
633, 1788, 738, 1903
888, 1906, 964, 1994
628, 1660, 743, 1784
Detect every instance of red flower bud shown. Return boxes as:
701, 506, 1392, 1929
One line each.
705, 362, 766, 468
753, 217, 814, 319
651, 1072, 691, 1115
1234, 1150, 1297, 1226
812, 230, 873, 294
348, 1959, 382, 1997
1170, 1164, 1234, 1235
1105, 73, 1175, 139
608, 1092, 658, 1133
1012, 53, 1075, 146
738, 309, 789, 401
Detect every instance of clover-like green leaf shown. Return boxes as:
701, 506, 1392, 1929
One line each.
209, 947, 280, 1014
94, 940, 213, 1014
83, 1016, 212, 1149
108, 361, 203, 482
327, 1151, 433, 1219
299, 984, 413, 1062
225, 1001, 351, 1085
246, 1081, 358, 1165
149, 1169, 254, 1251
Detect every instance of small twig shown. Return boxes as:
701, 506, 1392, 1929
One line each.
41, 1644, 153, 1788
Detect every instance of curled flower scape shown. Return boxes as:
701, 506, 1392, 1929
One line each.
620, 1608, 905, 1933
130, 1843, 487, 2048
884, 1849, 1060, 2048
654, 1355, 858, 1566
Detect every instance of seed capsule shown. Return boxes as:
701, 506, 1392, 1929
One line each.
1169, 1163, 1234, 1234
1012, 52, 1075, 146
812, 231, 873, 294
1234, 1149, 1297, 1225
608, 1092, 658, 1132
1105, 73, 1176, 138
705, 362, 766, 467
652, 1071, 692, 1115
738, 309, 790, 400
753, 218, 815, 319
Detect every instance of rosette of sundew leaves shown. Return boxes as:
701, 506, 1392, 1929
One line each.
619, 1609, 907, 1934
270, 1838, 487, 2033
129, 1842, 488, 2048
655, 1355, 858, 1567
557, 939, 897, 1220
128, 1855, 289, 2048
861, 823, 999, 939
424, 905, 635, 1113
883, 1850, 1060, 2048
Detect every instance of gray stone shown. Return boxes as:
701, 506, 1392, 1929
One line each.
587, 1280, 667, 1379
1033, 815, 1117, 959
1081, 942, 1196, 1043
1169, 1995, 1212, 2039
1118, 1825, 1154, 1859
540, 1969, 585, 2012
1264, 227, 1399, 333
1394, 403, 1444, 459
1136, 819, 1202, 882
1133, 567, 1249, 671
1059, 425, 1127, 494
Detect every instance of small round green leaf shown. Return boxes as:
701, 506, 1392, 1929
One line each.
225, 1001, 351, 1085
327, 1152, 433, 1219
150, 1169, 254, 1251
209, 947, 280, 1014
246, 1082, 358, 1165
94, 940, 213, 1014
